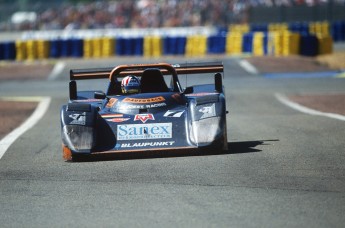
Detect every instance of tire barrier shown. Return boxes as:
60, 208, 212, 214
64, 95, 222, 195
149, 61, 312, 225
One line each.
15, 40, 26, 61
0, 20, 343, 61
331, 21, 345, 42
317, 36, 333, 55
144, 36, 162, 57
207, 34, 226, 54
1, 41, 15, 60
163, 36, 186, 55
242, 33, 254, 54
186, 35, 207, 57
300, 34, 319, 56
252, 32, 268, 56
268, 32, 300, 56
117, 37, 143, 56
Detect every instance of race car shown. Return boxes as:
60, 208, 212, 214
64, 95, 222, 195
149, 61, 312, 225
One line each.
60, 62, 228, 161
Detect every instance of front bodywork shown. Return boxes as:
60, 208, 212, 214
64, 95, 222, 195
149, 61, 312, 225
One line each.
60, 62, 227, 160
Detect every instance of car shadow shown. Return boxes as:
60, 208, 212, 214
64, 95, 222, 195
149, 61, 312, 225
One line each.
228, 139, 279, 154
71, 139, 279, 162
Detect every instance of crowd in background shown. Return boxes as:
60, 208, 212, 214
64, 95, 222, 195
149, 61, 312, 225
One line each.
1, 0, 345, 31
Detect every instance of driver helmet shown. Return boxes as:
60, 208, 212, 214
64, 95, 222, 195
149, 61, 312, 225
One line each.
121, 75, 141, 94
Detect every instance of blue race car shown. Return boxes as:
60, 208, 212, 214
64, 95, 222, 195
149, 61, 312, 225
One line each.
60, 62, 228, 161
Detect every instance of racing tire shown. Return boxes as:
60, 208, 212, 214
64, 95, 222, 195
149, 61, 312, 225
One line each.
62, 144, 73, 162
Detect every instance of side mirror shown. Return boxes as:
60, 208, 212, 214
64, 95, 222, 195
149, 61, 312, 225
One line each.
183, 86, 193, 94
94, 92, 106, 99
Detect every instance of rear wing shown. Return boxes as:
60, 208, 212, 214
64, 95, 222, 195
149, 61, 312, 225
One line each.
70, 62, 224, 80
68, 62, 224, 100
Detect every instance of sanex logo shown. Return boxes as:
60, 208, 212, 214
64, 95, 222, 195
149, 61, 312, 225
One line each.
117, 123, 172, 140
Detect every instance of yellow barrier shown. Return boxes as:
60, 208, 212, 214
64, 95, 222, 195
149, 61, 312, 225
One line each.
186, 35, 207, 57
102, 37, 114, 57
143, 36, 152, 57
318, 36, 333, 55
282, 32, 300, 56
267, 32, 281, 56
15, 40, 27, 61
252, 32, 265, 56
228, 24, 249, 34
269, 23, 289, 33
26, 40, 38, 60
309, 21, 330, 38
267, 31, 300, 56
37, 40, 49, 59
144, 36, 162, 57
92, 38, 102, 58
83, 39, 92, 58
226, 32, 243, 55
152, 36, 162, 57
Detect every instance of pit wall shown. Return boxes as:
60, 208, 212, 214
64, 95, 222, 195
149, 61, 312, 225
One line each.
0, 21, 344, 61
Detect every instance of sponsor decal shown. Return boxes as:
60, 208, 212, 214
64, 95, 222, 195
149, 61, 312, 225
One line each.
74, 99, 103, 102
199, 103, 216, 119
101, 114, 123, 118
106, 98, 118, 108
120, 141, 175, 148
134, 113, 154, 123
120, 103, 167, 109
185, 92, 219, 97
123, 96, 165, 103
106, 118, 130, 123
117, 123, 172, 140
164, 110, 185, 117
69, 112, 86, 125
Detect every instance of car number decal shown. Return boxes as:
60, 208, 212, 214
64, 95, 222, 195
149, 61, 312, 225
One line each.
199, 103, 216, 119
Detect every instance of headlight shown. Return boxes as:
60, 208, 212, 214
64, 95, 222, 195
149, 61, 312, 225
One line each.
63, 125, 94, 151
190, 117, 222, 145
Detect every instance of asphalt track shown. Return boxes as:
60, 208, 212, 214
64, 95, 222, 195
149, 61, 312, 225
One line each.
1, 56, 345, 227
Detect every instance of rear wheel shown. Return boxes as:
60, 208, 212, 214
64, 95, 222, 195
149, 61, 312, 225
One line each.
62, 144, 73, 162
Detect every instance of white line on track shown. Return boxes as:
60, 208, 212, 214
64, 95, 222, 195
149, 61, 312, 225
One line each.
48, 61, 65, 80
0, 97, 51, 159
275, 93, 345, 121
238, 59, 258, 74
